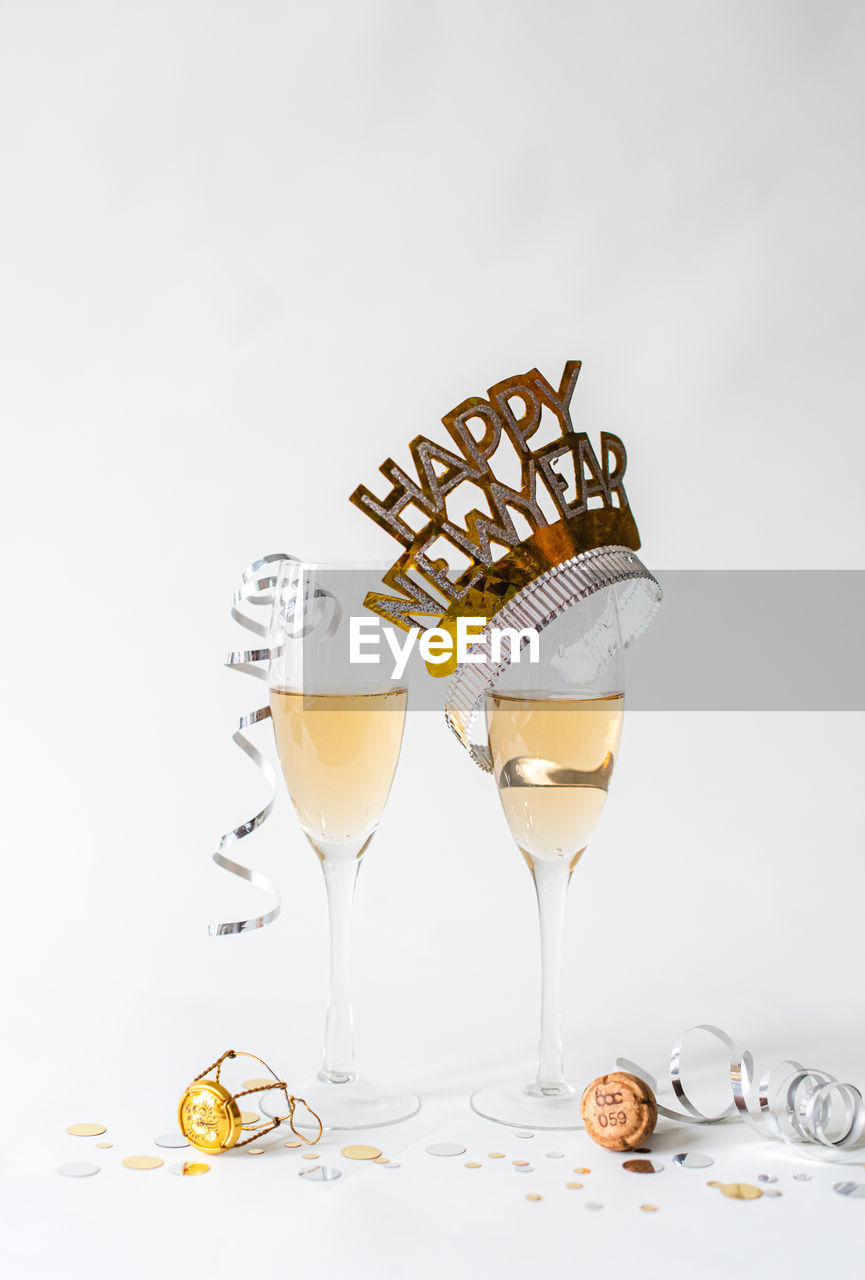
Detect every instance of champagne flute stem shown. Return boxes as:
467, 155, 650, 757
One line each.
532, 858, 571, 1093
319, 852, 360, 1084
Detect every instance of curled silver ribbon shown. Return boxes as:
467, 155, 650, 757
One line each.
208, 553, 292, 937
618, 1024, 865, 1163
209, 554, 343, 936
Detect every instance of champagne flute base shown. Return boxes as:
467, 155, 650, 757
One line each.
470, 1079, 584, 1130
260, 1076, 420, 1131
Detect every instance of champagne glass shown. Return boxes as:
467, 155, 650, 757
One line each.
265, 559, 419, 1129
470, 588, 625, 1128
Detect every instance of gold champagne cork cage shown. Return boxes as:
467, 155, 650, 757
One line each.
178, 1050, 323, 1153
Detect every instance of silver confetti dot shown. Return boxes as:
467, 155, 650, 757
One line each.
762, 1189, 783, 1198
299, 1165, 341, 1181
586, 1201, 604, 1210
515, 1131, 534, 1140
425, 1142, 466, 1157
380, 1161, 401, 1169
155, 1134, 190, 1149
794, 1173, 812, 1182
515, 1165, 535, 1173
833, 1181, 865, 1198
57, 1162, 99, 1178
673, 1152, 714, 1169
623, 1159, 665, 1174
758, 1174, 777, 1184
545, 1151, 565, 1159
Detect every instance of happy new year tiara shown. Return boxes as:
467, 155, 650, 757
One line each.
351, 360, 662, 768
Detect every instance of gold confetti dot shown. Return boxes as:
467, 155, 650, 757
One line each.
242, 1078, 277, 1090
301, 1152, 319, 1160
566, 1181, 584, 1189
240, 1111, 261, 1127
488, 1152, 505, 1159
95, 1142, 113, 1149
574, 1166, 591, 1174
707, 1180, 723, 1188
525, 1193, 542, 1201
465, 1162, 481, 1169
373, 1157, 390, 1164
284, 1141, 302, 1149
341, 1144, 382, 1161
122, 1156, 164, 1170
247, 1148, 265, 1156
720, 1182, 763, 1200
513, 1160, 530, 1167
181, 1162, 210, 1176
640, 1204, 659, 1213
66, 1123, 106, 1138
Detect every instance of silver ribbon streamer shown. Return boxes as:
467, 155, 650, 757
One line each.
618, 1024, 865, 1163
208, 553, 292, 937
208, 554, 342, 936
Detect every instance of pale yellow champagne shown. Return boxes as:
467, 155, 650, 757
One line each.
270, 688, 407, 857
488, 691, 624, 871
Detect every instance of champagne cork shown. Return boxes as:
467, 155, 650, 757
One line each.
580, 1071, 658, 1151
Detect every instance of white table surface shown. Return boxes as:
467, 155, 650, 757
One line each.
7, 1066, 864, 1280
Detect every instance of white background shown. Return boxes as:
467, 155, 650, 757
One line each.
1, 2, 864, 1276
